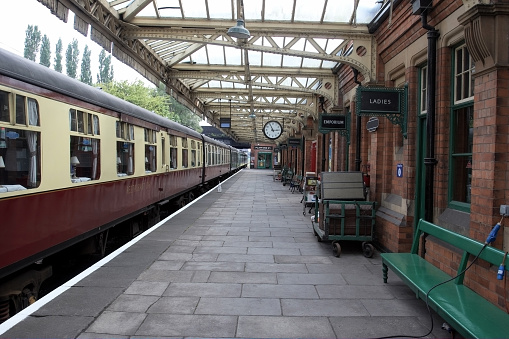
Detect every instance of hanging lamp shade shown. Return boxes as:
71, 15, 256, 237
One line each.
227, 19, 250, 39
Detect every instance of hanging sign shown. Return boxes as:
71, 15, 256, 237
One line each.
288, 138, 302, 148
319, 114, 348, 134
219, 118, 231, 128
357, 88, 401, 114
367, 117, 379, 132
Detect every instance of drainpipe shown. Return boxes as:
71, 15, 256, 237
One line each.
422, 11, 439, 223
320, 97, 327, 172
352, 68, 362, 172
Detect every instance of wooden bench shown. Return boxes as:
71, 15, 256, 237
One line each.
381, 219, 509, 338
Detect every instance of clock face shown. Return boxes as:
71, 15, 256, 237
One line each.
263, 121, 283, 140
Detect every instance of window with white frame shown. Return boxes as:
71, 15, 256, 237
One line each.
169, 134, 178, 169
116, 121, 135, 176
181, 137, 188, 168
0, 90, 41, 191
69, 109, 100, 182
144, 128, 157, 173
450, 43, 474, 208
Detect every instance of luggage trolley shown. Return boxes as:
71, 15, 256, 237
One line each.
301, 173, 317, 215
311, 171, 377, 258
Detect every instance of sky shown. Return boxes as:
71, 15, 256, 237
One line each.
0, 0, 152, 85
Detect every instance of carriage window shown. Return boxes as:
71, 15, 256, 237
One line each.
116, 122, 135, 176
70, 136, 100, 182
0, 93, 41, 193
144, 128, 157, 173
0, 90, 9, 122
169, 134, 178, 169
0, 127, 41, 192
197, 142, 201, 166
70, 109, 99, 135
181, 137, 188, 168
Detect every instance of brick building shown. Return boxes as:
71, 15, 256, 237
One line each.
279, 0, 509, 310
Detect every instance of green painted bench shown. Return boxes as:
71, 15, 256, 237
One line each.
381, 219, 509, 338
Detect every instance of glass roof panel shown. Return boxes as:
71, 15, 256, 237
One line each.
181, 0, 207, 18
243, 0, 263, 20
323, 1, 354, 22
294, 0, 326, 22
207, 0, 232, 19
282, 55, 302, 68
138, 5, 157, 17
301, 59, 322, 68
206, 45, 225, 65
357, 0, 383, 23
190, 46, 207, 64
225, 48, 242, 65
248, 51, 262, 67
262, 54, 282, 67
156, 0, 181, 17
264, 0, 294, 21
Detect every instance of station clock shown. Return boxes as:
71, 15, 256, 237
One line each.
262, 120, 283, 140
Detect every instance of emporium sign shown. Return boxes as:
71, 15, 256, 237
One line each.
320, 114, 346, 130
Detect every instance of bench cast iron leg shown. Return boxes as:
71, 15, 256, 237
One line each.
382, 263, 388, 283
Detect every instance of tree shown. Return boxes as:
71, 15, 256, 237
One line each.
168, 95, 202, 132
54, 38, 63, 73
39, 35, 51, 67
101, 80, 174, 118
24, 25, 42, 61
65, 39, 80, 79
79, 45, 93, 85
97, 49, 114, 84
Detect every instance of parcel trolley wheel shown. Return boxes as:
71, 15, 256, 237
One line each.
362, 242, 374, 258
332, 241, 341, 257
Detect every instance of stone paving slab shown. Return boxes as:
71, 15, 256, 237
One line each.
2, 169, 448, 339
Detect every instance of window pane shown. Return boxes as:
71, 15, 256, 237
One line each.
77, 110, 84, 133
453, 106, 473, 154
117, 141, 134, 176
70, 109, 77, 131
15, 95, 26, 125
0, 90, 9, 122
170, 147, 178, 169
452, 156, 472, 203
145, 145, 156, 172
70, 136, 100, 181
87, 113, 93, 135
0, 128, 40, 189
27, 98, 39, 126
182, 149, 188, 168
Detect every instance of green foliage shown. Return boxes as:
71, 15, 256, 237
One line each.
80, 45, 93, 85
65, 39, 80, 78
54, 38, 63, 73
24, 25, 42, 61
39, 35, 51, 67
97, 50, 114, 84
100, 80, 202, 132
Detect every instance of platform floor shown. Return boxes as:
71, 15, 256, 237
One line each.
1, 169, 448, 339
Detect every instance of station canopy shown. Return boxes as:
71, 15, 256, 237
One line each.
103, 0, 388, 143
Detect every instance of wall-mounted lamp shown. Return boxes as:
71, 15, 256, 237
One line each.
227, 19, 250, 39
0, 155, 5, 168
70, 156, 80, 178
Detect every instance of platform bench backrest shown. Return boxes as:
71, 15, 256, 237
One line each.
413, 219, 509, 284
320, 171, 365, 201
